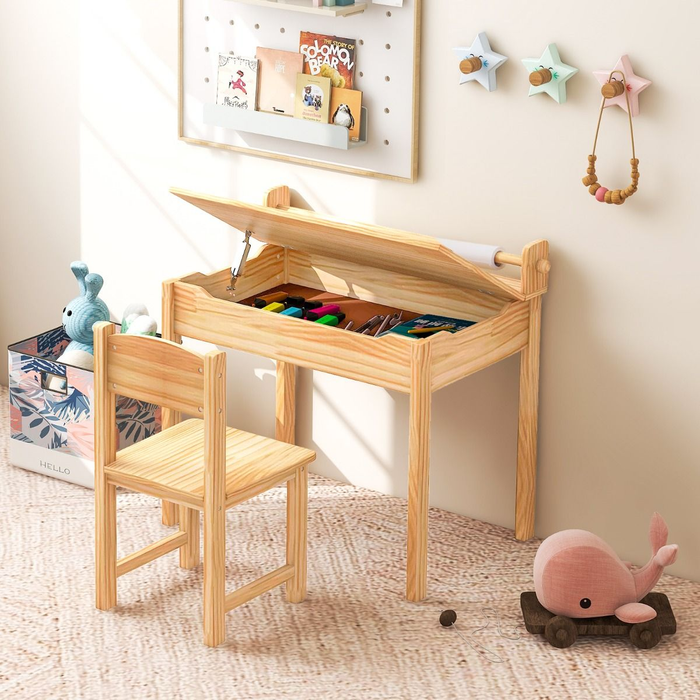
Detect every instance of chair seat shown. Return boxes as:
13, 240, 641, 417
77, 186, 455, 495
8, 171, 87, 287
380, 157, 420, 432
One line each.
105, 419, 315, 509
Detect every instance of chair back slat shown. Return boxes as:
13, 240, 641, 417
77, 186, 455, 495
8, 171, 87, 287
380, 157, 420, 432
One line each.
104, 331, 205, 415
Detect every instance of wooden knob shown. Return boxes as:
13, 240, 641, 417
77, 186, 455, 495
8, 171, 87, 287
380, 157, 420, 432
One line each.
459, 56, 483, 74
536, 260, 551, 274
529, 68, 552, 87
601, 80, 625, 99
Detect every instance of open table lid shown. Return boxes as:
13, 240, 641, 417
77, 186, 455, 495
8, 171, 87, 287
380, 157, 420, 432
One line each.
171, 187, 531, 301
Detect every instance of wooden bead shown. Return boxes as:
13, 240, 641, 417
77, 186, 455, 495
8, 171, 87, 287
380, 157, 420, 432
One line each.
630, 158, 639, 166
587, 167, 596, 174
588, 154, 597, 162
611, 190, 622, 204
604, 190, 613, 204
589, 183, 601, 195
582, 175, 597, 186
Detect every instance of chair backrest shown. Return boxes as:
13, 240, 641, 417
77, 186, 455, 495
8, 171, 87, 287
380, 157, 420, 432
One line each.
93, 322, 227, 467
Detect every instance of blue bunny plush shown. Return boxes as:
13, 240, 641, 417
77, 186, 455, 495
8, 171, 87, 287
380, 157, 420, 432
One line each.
57, 261, 110, 370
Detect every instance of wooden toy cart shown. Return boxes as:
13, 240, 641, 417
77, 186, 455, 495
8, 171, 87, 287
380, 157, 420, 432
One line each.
161, 185, 551, 602
521, 592, 677, 649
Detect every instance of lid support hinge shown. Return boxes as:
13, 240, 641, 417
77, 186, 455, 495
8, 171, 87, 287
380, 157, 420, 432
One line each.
227, 229, 253, 294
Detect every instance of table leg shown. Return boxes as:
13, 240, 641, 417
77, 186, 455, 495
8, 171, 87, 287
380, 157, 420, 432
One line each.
407, 342, 431, 602
275, 361, 296, 444
515, 296, 542, 541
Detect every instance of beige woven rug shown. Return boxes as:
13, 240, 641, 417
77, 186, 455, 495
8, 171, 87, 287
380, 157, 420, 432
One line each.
1, 388, 699, 700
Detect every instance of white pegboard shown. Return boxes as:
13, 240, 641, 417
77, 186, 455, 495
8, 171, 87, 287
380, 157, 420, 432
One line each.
179, 0, 420, 181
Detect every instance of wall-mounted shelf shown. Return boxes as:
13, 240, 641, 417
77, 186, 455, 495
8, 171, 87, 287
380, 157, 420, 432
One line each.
226, 0, 367, 17
203, 104, 368, 150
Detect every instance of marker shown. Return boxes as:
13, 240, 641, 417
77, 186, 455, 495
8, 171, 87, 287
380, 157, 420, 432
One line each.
301, 299, 323, 312
315, 313, 346, 326
280, 306, 303, 318
254, 292, 288, 308
262, 302, 285, 313
407, 325, 455, 336
285, 296, 306, 309
306, 304, 341, 322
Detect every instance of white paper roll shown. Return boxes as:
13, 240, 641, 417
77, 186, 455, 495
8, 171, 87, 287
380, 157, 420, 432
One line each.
438, 239, 504, 269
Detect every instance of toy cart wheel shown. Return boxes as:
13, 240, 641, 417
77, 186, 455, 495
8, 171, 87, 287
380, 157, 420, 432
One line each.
629, 619, 661, 649
544, 616, 578, 648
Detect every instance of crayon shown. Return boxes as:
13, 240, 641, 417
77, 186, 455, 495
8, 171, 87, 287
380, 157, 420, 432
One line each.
254, 292, 288, 308
280, 306, 304, 318
262, 302, 285, 313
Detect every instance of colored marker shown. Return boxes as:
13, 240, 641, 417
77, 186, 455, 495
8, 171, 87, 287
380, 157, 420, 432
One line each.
315, 313, 346, 326
301, 300, 323, 312
306, 304, 341, 322
254, 292, 288, 309
285, 296, 306, 309
262, 302, 285, 313
280, 306, 304, 318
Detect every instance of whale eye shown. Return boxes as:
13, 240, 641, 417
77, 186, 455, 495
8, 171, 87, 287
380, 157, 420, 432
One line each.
66, 310, 73, 317
62, 307, 66, 313
579, 598, 591, 609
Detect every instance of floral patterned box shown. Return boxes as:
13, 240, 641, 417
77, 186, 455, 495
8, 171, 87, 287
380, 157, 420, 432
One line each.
8, 326, 161, 488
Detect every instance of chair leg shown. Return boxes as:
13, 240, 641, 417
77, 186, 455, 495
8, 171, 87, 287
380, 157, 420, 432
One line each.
95, 480, 117, 610
162, 500, 179, 526
203, 504, 226, 647
286, 465, 308, 603
179, 506, 200, 569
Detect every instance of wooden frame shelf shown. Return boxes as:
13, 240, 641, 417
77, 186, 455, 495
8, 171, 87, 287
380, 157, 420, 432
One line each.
226, 0, 368, 17
203, 104, 368, 151
165, 185, 551, 603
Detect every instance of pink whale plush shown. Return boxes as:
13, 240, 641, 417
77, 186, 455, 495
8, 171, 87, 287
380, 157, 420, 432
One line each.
534, 513, 678, 624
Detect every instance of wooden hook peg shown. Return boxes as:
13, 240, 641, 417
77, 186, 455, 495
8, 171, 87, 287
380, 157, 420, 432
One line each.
536, 260, 551, 274
601, 79, 625, 99
460, 56, 483, 74
529, 68, 552, 86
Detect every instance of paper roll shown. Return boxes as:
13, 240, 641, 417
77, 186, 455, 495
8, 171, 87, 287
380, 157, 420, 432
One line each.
438, 239, 504, 269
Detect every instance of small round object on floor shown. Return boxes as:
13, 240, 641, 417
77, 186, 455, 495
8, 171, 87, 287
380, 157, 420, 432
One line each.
440, 609, 457, 627
629, 619, 661, 649
544, 615, 578, 648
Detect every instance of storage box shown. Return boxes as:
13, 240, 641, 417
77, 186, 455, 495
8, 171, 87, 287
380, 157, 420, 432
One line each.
8, 327, 161, 488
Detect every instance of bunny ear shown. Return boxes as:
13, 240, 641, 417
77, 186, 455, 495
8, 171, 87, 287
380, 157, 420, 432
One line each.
84, 273, 104, 300
71, 261, 89, 295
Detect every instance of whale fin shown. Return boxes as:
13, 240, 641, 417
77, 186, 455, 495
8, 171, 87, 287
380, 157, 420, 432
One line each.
655, 544, 678, 568
649, 512, 668, 555
615, 602, 657, 624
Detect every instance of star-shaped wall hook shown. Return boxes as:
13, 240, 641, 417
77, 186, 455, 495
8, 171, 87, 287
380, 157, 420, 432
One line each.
522, 43, 578, 103
453, 32, 507, 92
593, 55, 651, 117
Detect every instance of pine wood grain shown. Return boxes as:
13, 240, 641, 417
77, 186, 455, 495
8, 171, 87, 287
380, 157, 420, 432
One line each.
117, 532, 188, 577
406, 340, 431, 602
225, 565, 295, 612
286, 467, 308, 603
515, 296, 542, 541
94, 323, 118, 611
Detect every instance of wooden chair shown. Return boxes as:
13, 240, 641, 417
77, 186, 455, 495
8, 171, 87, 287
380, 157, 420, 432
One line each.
93, 322, 315, 647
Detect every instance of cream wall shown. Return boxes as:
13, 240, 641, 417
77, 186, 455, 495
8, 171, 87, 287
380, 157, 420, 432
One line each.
1, 1, 699, 581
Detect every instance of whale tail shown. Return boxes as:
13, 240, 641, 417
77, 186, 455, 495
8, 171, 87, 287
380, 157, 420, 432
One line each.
649, 512, 668, 554
633, 513, 678, 600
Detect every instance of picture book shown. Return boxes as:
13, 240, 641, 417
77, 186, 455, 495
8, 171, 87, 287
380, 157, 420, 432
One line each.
294, 73, 331, 123
299, 32, 356, 90
256, 48, 304, 116
216, 53, 259, 110
377, 314, 477, 339
329, 87, 362, 141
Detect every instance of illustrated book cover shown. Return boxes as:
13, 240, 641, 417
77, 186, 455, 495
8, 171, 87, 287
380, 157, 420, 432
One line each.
378, 314, 477, 338
256, 48, 304, 116
329, 87, 362, 141
216, 53, 259, 110
299, 32, 356, 90
294, 73, 331, 122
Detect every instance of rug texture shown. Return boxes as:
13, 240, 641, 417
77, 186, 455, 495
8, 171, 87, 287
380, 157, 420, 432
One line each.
1, 387, 699, 700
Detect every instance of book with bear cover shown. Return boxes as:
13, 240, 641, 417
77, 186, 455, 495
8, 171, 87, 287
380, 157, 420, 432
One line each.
256, 48, 304, 116
299, 32, 356, 90
216, 53, 259, 110
329, 87, 362, 141
294, 73, 331, 122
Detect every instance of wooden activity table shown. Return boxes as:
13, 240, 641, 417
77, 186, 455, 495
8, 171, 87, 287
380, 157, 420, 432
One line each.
160, 185, 551, 602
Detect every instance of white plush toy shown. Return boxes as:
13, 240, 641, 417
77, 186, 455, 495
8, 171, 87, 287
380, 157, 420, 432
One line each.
121, 303, 157, 336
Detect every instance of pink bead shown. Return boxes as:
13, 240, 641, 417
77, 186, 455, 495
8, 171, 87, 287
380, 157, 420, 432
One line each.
595, 186, 608, 202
